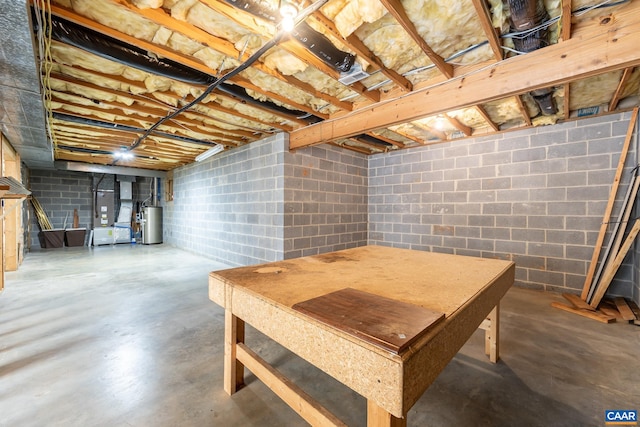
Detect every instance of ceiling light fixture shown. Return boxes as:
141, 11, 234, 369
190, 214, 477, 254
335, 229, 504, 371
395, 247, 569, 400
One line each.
114, 148, 134, 160
433, 115, 448, 130
279, 2, 298, 32
195, 144, 224, 162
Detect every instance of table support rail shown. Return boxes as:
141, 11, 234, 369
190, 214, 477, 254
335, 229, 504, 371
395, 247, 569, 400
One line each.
236, 343, 348, 427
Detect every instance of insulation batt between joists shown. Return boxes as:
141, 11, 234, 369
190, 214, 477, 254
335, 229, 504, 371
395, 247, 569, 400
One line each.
51, 0, 639, 132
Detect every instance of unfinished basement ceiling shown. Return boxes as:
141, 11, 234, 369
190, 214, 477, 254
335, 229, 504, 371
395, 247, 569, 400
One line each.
21, 0, 640, 171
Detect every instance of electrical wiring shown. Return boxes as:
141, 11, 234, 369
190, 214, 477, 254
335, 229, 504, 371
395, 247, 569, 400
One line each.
34, 0, 57, 154
127, 0, 330, 154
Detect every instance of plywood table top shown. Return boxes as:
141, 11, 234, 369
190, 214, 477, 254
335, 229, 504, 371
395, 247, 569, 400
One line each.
209, 245, 515, 423
210, 245, 513, 318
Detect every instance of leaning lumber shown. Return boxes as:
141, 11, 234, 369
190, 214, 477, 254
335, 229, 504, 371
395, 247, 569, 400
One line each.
581, 108, 638, 300
562, 293, 594, 311
590, 219, 640, 308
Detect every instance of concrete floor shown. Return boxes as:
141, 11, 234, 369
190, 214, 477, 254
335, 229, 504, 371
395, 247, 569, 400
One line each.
0, 244, 638, 427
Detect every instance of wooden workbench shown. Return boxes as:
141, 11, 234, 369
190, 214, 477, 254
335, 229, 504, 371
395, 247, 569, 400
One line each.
209, 245, 515, 426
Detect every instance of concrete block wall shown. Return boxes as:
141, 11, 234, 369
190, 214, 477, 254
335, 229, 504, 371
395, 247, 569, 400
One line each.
283, 144, 368, 258
165, 135, 286, 266
29, 171, 159, 249
368, 111, 638, 299
28, 169, 93, 249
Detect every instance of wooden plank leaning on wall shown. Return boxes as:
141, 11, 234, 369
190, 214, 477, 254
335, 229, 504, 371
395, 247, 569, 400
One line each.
0, 132, 26, 293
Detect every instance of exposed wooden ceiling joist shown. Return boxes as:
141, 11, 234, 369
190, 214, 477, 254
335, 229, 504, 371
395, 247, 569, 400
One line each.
379, 0, 453, 78
290, 2, 640, 149
470, 0, 503, 61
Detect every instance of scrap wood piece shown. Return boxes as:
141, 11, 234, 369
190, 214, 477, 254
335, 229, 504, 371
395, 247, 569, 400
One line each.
292, 287, 445, 354
551, 302, 616, 324
590, 218, 640, 308
628, 300, 640, 318
613, 297, 637, 321
581, 107, 638, 300
598, 305, 623, 320
562, 293, 595, 311
628, 301, 640, 326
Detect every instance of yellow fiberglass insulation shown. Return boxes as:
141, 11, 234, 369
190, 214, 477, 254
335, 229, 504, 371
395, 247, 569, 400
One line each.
329, 0, 387, 38
50, 42, 128, 77
449, 108, 489, 130
193, 47, 239, 73
263, 49, 309, 76
569, 71, 623, 111
66, 0, 161, 41
214, 97, 298, 127
241, 68, 340, 115
484, 97, 523, 125
186, 104, 275, 132
355, 14, 431, 74
620, 68, 640, 100
293, 67, 358, 100
169, 0, 266, 46
403, 0, 488, 59
372, 129, 414, 146
131, 0, 164, 8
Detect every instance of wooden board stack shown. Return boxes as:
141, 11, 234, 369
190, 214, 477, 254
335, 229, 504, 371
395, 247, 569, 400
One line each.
552, 108, 640, 325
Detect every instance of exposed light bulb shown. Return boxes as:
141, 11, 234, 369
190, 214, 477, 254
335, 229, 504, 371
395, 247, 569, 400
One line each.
280, 3, 297, 32
433, 116, 447, 130
114, 148, 134, 160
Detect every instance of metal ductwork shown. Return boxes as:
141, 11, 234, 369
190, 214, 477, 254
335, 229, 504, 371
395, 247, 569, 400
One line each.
223, 0, 355, 73
507, 0, 557, 116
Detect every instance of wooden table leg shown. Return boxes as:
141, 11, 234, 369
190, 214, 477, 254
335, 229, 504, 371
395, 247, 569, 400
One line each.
484, 303, 500, 363
367, 400, 406, 427
224, 309, 245, 395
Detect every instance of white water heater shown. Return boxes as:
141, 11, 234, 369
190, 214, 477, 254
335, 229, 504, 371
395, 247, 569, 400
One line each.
141, 206, 162, 244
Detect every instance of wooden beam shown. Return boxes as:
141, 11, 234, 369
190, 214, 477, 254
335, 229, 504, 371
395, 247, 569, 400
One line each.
514, 96, 532, 126
563, 83, 571, 119
475, 105, 499, 131
442, 114, 470, 136
561, 0, 572, 41
609, 67, 634, 111
470, 0, 503, 60
290, 3, 640, 149
581, 108, 637, 300
379, 0, 453, 78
